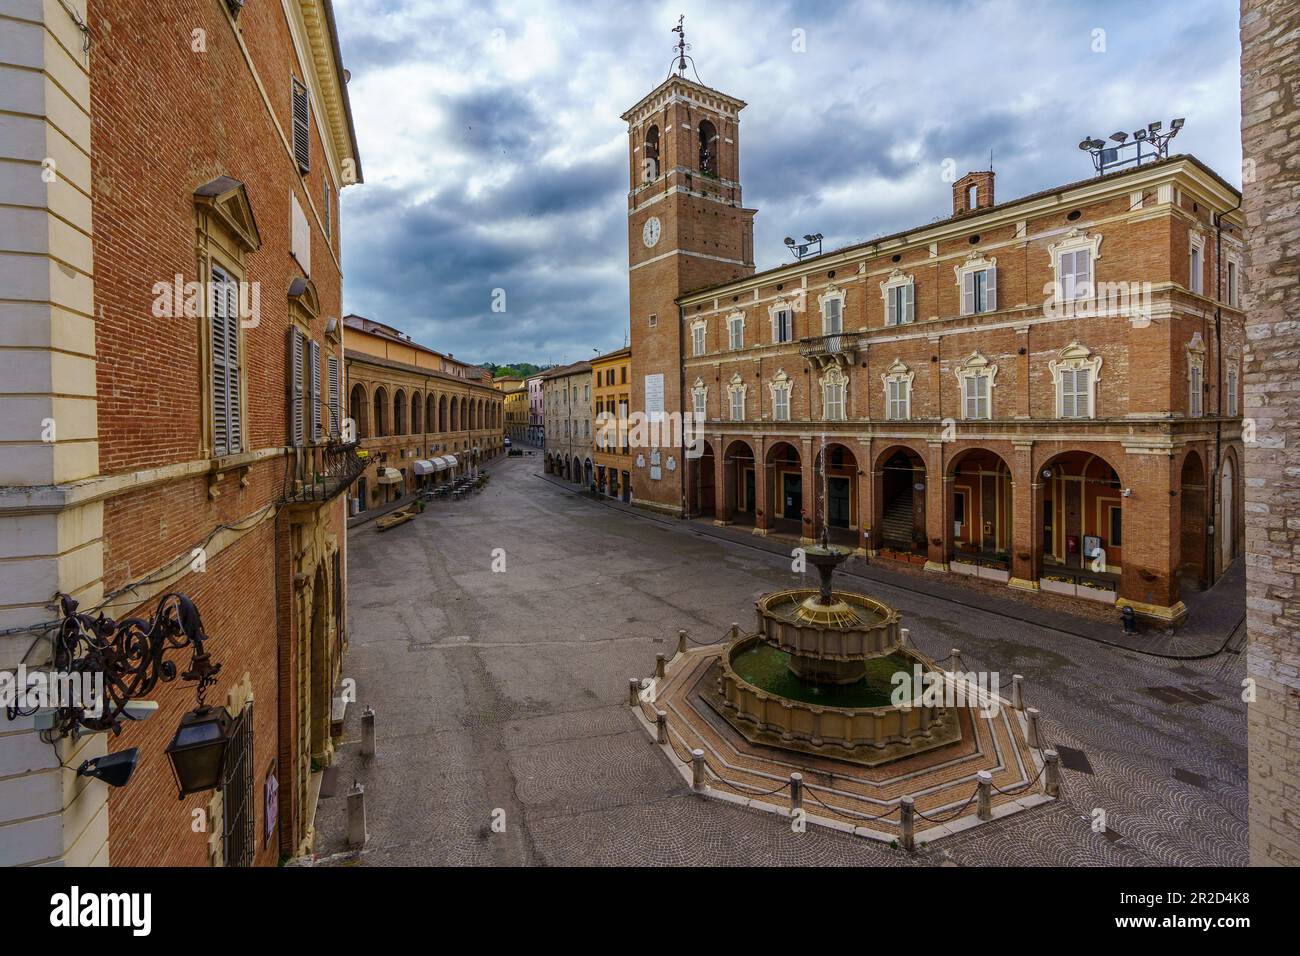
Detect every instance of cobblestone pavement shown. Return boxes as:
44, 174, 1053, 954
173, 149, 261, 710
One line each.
313, 455, 1248, 866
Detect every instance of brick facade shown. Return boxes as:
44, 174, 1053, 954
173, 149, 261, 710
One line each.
0, 0, 361, 866
543, 361, 593, 482
1241, 0, 1300, 867
620, 72, 1245, 623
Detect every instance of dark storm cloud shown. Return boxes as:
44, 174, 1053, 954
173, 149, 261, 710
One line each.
334, 0, 1241, 365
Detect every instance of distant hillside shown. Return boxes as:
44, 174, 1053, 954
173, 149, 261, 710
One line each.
481, 362, 551, 379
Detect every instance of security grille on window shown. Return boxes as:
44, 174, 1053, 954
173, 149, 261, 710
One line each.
222, 703, 255, 867
964, 373, 991, 419
961, 267, 997, 315
822, 297, 843, 334
887, 378, 909, 420
291, 79, 310, 174
773, 308, 793, 343
1059, 368, 1091, 418
886, 284, 913, 326
211, 265, 242, 456
1058, 249, 1091, 300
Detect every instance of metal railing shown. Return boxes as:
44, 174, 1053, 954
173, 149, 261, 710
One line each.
799, 331, 864, 359
285, 439, 368, 504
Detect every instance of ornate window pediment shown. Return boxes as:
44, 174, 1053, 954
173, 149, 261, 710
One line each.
881, 358, 913, 421
726, 310, 746, 350
194, 176, 262, 253
880, 269, 915, 326
954, 350, 997, 420
955, 254, 997, 315
1187, 332, 1206, 417
1048, 341, 1102, 419
818, 286, 846, 334
726, 372, 747, 421
768, 367, 794, 421
820, 364, 847, 421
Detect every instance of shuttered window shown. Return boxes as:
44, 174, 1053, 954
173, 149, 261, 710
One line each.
1059, 249, 1091, 300
211, 265, 242, 456
309, 339, 322, 441
886, 283, 913, 325
964, 373, 990, 419
773, 386, 790, 421
289, 327, 305, 446
327, 355, 341, 437
888, 379, 910, 420
823, 297, 843, 334
292, 79, 310, 174
962, 267, 997, 315
1060, 368, 1091, 418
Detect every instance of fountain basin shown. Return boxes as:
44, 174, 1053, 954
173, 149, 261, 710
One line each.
756, 588, 900, 683
717, 634, 947, 753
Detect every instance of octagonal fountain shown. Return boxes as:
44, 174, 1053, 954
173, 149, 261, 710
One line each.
713, 534, 953, 759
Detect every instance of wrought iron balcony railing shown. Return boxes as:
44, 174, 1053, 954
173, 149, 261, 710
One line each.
285, 439, 367, 505
799, 331, 864, 362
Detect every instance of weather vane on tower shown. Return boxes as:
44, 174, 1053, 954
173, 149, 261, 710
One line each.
669, 15, 701, 81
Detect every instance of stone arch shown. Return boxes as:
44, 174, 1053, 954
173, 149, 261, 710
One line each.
874, 444, 927, 554
349, 382, 369, 439
946, 447, 1013, 563
372, 385, 389, 437
393, 388, 406, 436
1179, 449, 1208, 591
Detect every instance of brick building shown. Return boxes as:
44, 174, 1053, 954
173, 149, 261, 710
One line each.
493, 375, 528, 444
0, 0, 363, 865
592, 346, 633, 501
1241, 0, 1300, 867
343, 315, 503, 507
623, 72, 1245, 624
543, 361, 593, 483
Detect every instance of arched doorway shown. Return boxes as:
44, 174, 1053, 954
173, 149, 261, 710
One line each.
766, 442, 802, 536
722, 440, 756, 526
813, 442, 858, 547
584, 457, 593, 488
877, 447, 926, 555
1180, 451, 1207, 591
572, 456, 582, 484
689, 440, 716, 519
1220, 455, 1237, 570
1039, 450, 1123, 575
948, 448, 1012, 569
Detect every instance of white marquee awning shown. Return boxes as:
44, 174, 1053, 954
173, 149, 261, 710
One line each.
377, 467, 403, 485
413, 459, 436, 475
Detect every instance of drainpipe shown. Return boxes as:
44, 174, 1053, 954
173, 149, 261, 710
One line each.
1210, 192, 1241, 582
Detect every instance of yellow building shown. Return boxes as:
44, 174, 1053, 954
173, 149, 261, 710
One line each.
591, 347, 632, 501
493, 375, 529, 443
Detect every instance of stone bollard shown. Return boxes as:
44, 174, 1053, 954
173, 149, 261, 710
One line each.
677, 629, 688, 655
730, 622, 741, 642
900, 796, 916, 851
628, 677, 640, 707
361, 705, 377, 757
691, 749, 706, 792
977, 770, 993, 821
899, 627, 910, 648
346, 781, 368, 847
1011, 674, 1024, 711
655, 653, 666, 679
655, 709, 668, 745
1044, 750, 1061, 797
1026, 707, 1042, 749
950, 648, 963, 672
790, 772, 803, 814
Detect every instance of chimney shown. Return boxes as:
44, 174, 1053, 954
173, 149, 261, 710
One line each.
953, 170, 995, 215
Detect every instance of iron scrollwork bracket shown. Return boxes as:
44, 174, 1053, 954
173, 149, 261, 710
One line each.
5, 593, 221, 738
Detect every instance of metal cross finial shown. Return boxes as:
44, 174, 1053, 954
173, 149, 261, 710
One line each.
672, 15, 689, 76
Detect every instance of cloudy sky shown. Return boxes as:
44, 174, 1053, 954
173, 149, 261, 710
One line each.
334, 0, 1242, 368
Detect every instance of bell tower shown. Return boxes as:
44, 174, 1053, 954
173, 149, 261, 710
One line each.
622, 31, 756, 514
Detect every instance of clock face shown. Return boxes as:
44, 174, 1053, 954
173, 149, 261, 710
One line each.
642, 216, 661, 248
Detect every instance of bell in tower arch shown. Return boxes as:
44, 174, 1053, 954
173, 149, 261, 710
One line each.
698, 119, 718, 177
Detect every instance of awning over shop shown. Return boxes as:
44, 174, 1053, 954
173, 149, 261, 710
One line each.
377, 467, 403, 485
443, 455, 458, 470
413, 459, 436, 476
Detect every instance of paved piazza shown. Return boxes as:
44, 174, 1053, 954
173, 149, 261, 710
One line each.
314, 455, 1248, 866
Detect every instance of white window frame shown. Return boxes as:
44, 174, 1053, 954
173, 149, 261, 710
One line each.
820, 365, 847, 421
690, 319, 707, 356
767, 368, 793, 422
1048, 230, 1102, 305
881, 358, 914, 421
1048, 341, 1103, 419
769, 301, 795, 343
727, 373, 747, 421
1189, 234, 1205, 296
691, 378, 708, 422
955, 255, 997, 316
819, 287, 845, 335
953, 350, 998, 420
880, 271, 915, 326
1187, 332, 1206, 418
727, 311, 745, 351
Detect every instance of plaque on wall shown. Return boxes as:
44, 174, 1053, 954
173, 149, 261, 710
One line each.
666, 456, 676, 471
636, 454, 646, 468
650, 466, 662, 480
645, 373, 664, 422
